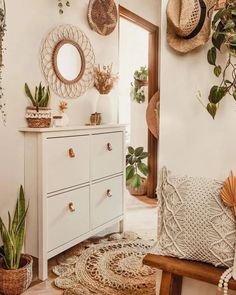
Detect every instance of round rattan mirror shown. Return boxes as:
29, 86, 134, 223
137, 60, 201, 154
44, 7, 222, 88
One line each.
41, 25, 95, 99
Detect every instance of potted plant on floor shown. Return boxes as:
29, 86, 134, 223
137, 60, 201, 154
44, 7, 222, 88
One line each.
25, 82, 51, 128
0, 186, 32, 295
126, 146, 149, 196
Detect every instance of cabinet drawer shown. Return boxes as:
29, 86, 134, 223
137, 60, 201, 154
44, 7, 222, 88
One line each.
46, 136, 90, 193
91, 176, 123, 229
91, 132, 123, 180
47, 186, 89, 251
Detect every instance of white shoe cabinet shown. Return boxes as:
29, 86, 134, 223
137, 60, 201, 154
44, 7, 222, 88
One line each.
20, 125, 126, 280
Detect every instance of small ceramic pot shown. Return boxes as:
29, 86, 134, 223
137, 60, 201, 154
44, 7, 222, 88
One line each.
90, 112, 102, 125
127, 178, 147, 196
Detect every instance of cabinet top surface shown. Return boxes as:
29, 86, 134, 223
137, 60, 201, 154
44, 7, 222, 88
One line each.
19, 124, 126, 133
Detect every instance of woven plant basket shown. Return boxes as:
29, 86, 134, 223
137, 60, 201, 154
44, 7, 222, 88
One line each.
127, 178, 147, 196
0, 254, 33, 295
25, 106, 51, 128
134, 78, 148, 88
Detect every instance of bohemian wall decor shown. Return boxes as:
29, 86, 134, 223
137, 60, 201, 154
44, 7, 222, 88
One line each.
131, 66, 148, 104
41, 25, 95, 99
166, 0, 214, 54
202, 0, 236, 119
57, 0, 70, 14
0, 0, 6, 125
87, 0, 118, 36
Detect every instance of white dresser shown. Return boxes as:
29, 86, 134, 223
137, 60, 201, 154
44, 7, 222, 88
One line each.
20, 125, 126, 281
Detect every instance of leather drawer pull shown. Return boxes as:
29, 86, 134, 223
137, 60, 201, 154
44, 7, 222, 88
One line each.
106, 189, 112, 198
107, 143, 113, 151
69, 148, 76, 158
69, 202, 76, 212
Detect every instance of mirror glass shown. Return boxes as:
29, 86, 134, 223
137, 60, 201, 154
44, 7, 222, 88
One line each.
56, 43, 82, 81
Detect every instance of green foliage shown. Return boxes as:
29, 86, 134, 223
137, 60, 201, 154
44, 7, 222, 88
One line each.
126, 146, 149, 190
205, 0, 236, 119
131, 66, 148, 104
24, 82, 50, 112
0, 186, 29, 270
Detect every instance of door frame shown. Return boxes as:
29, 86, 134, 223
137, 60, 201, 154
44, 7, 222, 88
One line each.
119, 6, 159, 198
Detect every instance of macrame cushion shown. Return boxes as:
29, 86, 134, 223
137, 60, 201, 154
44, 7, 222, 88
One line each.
154, 167, 236, 267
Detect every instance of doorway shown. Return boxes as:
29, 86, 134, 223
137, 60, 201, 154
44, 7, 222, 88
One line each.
119, 6, 159, 198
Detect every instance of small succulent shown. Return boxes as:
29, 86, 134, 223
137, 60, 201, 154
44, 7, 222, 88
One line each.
57, 0, 70, 14
126, 146, 149, 189
24, 82, 50, 112
0, 186, 29, 270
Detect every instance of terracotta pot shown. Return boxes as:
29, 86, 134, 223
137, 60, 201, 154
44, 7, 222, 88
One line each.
25, 106, 52, 128
127, 178, 147, 196
0, 254, 33, 295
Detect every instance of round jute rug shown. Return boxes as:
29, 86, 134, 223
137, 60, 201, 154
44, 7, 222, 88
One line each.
53, 233, 156, 295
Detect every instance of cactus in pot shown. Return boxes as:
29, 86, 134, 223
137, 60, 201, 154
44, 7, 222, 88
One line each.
0, 186, 33, 295
25, 82, 52, 128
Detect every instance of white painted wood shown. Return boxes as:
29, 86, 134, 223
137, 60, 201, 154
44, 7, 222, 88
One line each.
20, 125, 125, 281
91, 132, 123, 180
47, 186, 90, 251
46, 136, 90, 193
91, 175, 123, 229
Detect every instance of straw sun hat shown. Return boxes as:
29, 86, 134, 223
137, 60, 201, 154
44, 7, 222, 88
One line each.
167, 0, 215, 53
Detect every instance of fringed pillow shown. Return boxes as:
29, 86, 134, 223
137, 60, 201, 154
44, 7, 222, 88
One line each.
153, 167, 236, 268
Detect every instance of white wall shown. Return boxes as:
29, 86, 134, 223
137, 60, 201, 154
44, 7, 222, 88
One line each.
119, 18, 148, 150
159, 0, 236, 294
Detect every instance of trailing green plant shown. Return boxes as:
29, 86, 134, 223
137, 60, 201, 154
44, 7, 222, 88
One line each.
24, 82, 50, 112
57, 0, 70, 14
204, 0, 236, 119
126, 146, 149, 189
131, 66, 148, 103
0, 186, 29, 270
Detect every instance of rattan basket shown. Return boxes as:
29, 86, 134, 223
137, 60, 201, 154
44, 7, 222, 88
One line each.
25, 106, 52, 128
127, 178, 147, 196
0, 254, 33, 295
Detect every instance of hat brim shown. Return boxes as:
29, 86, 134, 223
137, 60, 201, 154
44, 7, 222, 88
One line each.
167, 2, 213, 54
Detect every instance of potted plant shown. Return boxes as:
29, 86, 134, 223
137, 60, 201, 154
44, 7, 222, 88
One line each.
0, 186, 32, 295
198, 0, 236, 118
94, 64, 118, 124
25, 82, 51, 128
126, 146, 149, 196
131, 66, 148, 103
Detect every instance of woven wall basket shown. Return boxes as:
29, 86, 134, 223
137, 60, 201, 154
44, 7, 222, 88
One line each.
0, 254, 33, 295
87, 0, 118, 36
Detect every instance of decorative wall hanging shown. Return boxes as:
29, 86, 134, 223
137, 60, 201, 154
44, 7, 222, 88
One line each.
41, 25, 95, 99
215, 0, 226, 9
0, 0, 6, 125
87, 0, 118, 36
166, 0, 214, 54
146, 91, 159, 139
130, 66, 148, 103
57, 0, 70, 14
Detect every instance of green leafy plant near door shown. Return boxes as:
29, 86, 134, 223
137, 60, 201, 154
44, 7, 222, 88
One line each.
126, 146, 149, 195
131, 66, 148, 104
203, 0, 236, 119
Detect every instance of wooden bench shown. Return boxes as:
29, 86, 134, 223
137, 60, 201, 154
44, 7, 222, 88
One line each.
143, 254, 236, 295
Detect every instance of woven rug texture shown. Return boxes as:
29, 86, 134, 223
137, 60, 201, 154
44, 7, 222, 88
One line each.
52, 232, 157, 295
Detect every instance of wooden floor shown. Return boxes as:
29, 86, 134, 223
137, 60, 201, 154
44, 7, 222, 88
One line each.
24, 192, 158, 295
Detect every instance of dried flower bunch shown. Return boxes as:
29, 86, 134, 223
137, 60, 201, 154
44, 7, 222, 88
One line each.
94, 64, 118, 94
59, 101, 68, 113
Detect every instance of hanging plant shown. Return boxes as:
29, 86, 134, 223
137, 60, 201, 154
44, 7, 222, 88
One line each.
201, 0, 236, 119
0, 0, 6, 125
131, 66, 148, 104
57, 0, 70, 14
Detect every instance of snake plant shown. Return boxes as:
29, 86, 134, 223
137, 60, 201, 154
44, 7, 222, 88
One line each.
25, 82, 50, 112
0, 186, 29, 269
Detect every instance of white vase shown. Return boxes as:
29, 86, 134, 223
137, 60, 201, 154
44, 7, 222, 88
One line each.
96, 93, 113, 124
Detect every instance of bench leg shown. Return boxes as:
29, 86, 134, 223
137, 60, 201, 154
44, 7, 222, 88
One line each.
160, 271, 183, 295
